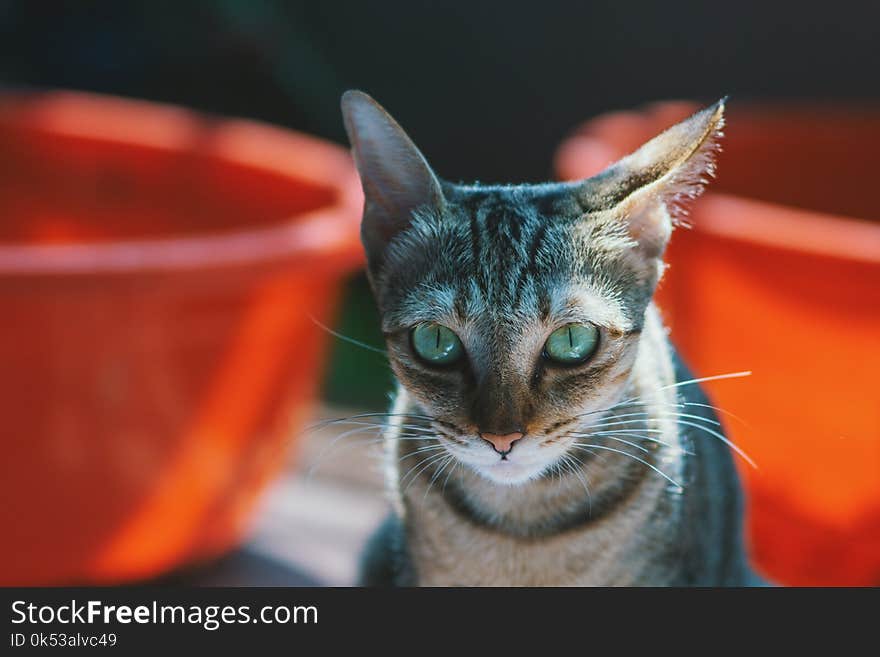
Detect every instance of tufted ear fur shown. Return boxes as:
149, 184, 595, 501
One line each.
341, 90, 446, 275
576, 99, 726, 257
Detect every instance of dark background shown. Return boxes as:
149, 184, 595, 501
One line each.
3, 0, 878, 407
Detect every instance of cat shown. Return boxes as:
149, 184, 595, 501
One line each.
340, 90, 762, 586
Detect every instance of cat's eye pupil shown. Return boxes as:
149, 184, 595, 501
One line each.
544, 323, 599, 365
411, 322, 464, 366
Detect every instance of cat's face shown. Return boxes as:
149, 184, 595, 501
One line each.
342, 91, 723, 485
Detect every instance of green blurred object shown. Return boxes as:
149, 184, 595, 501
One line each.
321, 273, 393, 408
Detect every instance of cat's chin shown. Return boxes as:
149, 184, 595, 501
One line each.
471, 459, 550, 486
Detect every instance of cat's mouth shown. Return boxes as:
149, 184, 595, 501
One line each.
443, 434, 571, 486
474, 456, 550, 485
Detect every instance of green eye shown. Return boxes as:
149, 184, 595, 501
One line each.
544, 323, 599, 364
411, 323, 464, 365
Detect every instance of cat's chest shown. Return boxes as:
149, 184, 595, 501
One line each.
404, 492, 680, 586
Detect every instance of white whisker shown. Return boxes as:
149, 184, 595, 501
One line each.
579, 410, 721, 428
670, 419, 757, 469
588, 430, 694, 454
570, 443, 683, 490
660, 370, 752, 391
579, 370, 752, 421
306, 411, 437, 432
399, 443, 447, 463
307, 313, 388, 356
423, 455, 455, 501
592, 435, 650, 453
401, 451, 451, 494
441, 458, 460, 494
560, 453, 592, 514
307, 424, 383, 479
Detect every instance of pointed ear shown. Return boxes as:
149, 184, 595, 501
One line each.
577, 98, 726, 257
341, 90, 445, 270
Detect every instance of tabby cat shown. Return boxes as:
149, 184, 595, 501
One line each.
340, 90, 761, 586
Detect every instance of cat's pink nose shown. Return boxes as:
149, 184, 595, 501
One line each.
480, 432, 524, 455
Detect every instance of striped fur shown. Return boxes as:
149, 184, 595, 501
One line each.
342, 91, 760, 586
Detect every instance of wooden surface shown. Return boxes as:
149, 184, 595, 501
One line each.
245, 408, 389, 586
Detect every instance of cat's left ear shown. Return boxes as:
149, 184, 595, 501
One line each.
341, 90, 446, 274
577, 99, 726, 257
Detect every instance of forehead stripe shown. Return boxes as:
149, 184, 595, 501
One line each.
526, 222, 548, 276
512, 221, 547, 307
469, 212, 486, 294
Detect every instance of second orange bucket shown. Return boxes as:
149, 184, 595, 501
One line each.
556, 102, 880, 586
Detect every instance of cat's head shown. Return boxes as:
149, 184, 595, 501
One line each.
342, 91, 723, 485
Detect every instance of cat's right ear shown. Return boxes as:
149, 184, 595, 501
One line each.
341, 90, 445, 272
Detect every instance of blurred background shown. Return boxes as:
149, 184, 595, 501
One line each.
1, 1, 878, 586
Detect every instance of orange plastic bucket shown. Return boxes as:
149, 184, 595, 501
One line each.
0, 91, 365, 584
556, 102, 880, 585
